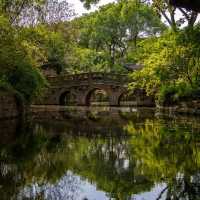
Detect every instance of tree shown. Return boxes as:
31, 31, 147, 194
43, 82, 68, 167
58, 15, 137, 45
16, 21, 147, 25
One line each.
129, 27, 200, 104
71, 1, 164, 70
19, 0, 75, 26
80, 0, 199, 31
121, 0, 166, 48
0, 0, 75, 26
0, 0, 45, 24
169, 0, 200, 13
151, 0, 198, 31
0, 16, 46, 102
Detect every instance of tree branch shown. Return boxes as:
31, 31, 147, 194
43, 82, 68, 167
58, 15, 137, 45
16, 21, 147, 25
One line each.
178, 7, 190, 21
160, 10, 172, 27
156, 186, 169, 200
10, 0, 29, 24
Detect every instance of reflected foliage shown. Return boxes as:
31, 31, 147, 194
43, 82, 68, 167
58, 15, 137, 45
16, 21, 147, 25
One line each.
1, 111, 200, 199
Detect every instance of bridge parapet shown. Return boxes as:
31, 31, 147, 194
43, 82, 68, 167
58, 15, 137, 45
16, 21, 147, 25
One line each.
47, 72, 129, 87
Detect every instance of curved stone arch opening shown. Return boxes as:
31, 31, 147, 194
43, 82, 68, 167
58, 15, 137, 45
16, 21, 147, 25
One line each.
59, 90, 77, 106
85, 88, 110, 106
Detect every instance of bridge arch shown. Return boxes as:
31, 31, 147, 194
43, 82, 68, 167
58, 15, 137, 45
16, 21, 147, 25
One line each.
85, 88, 110, 106
59, 90, 77, 106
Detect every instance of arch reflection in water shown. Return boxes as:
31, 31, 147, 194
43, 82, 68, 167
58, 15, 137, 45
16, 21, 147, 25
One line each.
86, 88, 109, 106
119, 90, 155, 107
118, 92, 137, 106
0, 111, 200, 200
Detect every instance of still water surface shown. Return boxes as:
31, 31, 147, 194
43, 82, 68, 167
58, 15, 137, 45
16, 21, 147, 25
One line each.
1, 107, 200, 200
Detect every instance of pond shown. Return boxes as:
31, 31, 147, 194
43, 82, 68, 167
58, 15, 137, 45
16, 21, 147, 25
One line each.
1, 107, 200, 200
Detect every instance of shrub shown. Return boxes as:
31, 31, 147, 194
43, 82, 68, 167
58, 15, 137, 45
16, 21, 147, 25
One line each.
158, 82, 200, 105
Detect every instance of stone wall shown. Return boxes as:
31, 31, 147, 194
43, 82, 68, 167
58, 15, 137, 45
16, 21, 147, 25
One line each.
0, 90, 20, 119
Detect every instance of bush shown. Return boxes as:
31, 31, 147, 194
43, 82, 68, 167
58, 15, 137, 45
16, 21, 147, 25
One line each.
7, 65, 46, 103
158, 82, 200, 105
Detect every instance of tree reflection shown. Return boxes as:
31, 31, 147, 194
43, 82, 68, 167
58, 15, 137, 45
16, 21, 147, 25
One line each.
0, 112, 200, 199
124, 116, 200, 200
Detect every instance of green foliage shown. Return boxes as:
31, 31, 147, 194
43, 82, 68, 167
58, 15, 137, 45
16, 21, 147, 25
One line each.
129, 27, 200, 104
80, 0, 100, 9
66, 47, 126, 73
0, 15, 46, 103
21, 25, 68, 74
158, 83, 200, 105
0, 7, 72, 103
124, 116, 200, 189
81, 0, 199, 31
66, 47, 107, 73
68, 1, 164, 73
121, 0, 166, 38
7, 65, 46, 102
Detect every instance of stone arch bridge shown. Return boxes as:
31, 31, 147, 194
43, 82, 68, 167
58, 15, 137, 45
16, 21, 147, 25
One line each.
36, 72, 154, 106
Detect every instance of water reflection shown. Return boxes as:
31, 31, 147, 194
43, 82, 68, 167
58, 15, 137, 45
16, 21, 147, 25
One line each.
0, 108, 200, 200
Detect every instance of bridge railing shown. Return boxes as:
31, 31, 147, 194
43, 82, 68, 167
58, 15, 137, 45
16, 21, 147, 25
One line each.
47, 72, 130, 86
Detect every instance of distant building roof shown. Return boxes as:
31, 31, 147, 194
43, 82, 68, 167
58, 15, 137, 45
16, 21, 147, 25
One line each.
123, 63, 143, 71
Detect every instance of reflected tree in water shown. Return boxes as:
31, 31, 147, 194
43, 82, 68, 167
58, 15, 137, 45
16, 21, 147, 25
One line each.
1, 114, 200, 199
